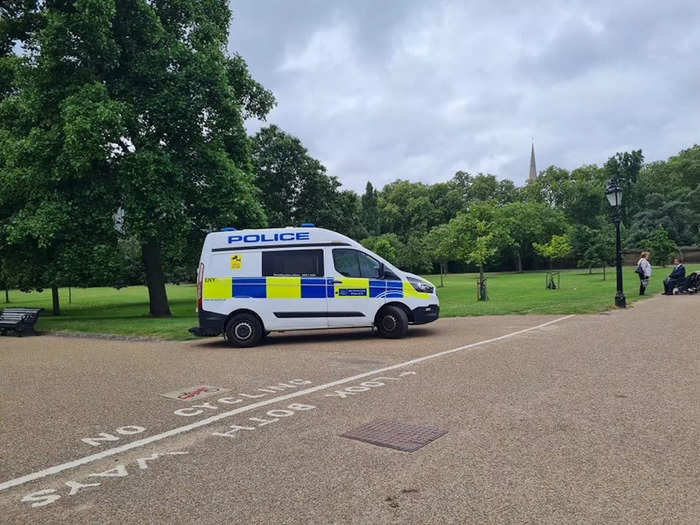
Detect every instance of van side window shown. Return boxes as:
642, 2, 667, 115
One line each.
262, 249, 324, 277
383, 268, 400, 281
332, 249, 360, 277
358, 251, 382, 279
333, 249, 383, 279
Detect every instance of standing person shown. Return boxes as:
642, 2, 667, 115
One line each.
663, 258, 686, 294
636, 251, 652, 295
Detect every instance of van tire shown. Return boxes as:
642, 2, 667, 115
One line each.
376, 305, 408, 339
225, 314, 264, 347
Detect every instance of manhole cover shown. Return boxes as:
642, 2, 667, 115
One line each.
161, 385, 229, 401
341, 419, 447, 452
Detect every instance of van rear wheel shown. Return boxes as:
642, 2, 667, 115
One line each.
225, 313, 263, 348
376, 305, 408, 339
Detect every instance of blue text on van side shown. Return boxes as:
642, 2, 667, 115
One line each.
227, 232, 310, 244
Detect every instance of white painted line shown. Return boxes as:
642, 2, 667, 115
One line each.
0, 315, 574, 492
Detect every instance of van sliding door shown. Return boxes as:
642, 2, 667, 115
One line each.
262, 249, 328, 330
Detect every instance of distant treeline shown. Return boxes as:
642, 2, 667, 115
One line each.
246, 133, 699, 278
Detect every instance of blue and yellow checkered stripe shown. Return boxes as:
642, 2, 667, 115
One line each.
202, 277, 428, 300
204, 277, 331, 300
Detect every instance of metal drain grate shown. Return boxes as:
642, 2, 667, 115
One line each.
341, 419, 447, 452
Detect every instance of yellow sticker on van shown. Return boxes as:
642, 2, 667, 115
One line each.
230, 254, 242, 270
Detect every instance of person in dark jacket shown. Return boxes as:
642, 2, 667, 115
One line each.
663, 258, 686, 294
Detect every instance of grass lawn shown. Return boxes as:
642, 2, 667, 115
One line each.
3, 284, 199, 340
2, 265, 697, 340
423, 266, 699, 316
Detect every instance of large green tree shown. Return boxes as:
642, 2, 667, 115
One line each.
629, 147, 700, 246
0, 1, 126, 314
361, 234, 401, 266
573, 224, 616, 279
451, 171, 519, 206
0, 255, 11, 303
496, 201, 567, 272
627, 191, 698, 246
533, 234, 572, 270
1, 0, 273, 316
603, 150, 644, 224
361, 181, 380, 236
447, 202, 511, 300
425, 223, 454, 287
250, 125, 354, 232
428, 181, 465, 224
377, 180, 441, 240
640, 226, 678, 266
667, 145, 700, 190
524, 166, 572, 208
334, 190, 367, 240
524, 164, 606, 229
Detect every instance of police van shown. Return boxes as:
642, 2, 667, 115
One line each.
189, 225, 439, 347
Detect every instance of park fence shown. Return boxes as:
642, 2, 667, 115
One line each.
622, 246, 700, 265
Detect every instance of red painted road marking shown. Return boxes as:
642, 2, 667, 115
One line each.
178, 387, 208, 400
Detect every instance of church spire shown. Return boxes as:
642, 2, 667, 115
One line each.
529, 141, 537, 181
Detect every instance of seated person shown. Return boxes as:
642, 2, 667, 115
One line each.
663, 258, 686, 294
686, 271, 700, 293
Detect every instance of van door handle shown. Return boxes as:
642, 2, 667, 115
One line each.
332, 280, 343, 284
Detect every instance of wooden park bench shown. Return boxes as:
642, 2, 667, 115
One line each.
0, 308, 44, 336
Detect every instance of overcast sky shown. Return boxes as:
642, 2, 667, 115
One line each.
227, 1, 700, 193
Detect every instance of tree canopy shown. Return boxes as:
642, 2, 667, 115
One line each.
0, 0, 274, 315
533, 234, 573, 269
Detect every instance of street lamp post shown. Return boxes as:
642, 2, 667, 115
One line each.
605, 180, 626, 308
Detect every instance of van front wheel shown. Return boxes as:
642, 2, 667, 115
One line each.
376, 305, 408, 339
225, 314, 264, 348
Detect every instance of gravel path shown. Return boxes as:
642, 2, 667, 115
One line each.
1, 294, 698, 524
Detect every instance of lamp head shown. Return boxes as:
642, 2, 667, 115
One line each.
605, 180, 622, 208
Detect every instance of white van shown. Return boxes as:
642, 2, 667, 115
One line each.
189, 225, 440, 347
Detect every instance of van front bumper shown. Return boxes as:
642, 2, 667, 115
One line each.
411, 304, 439, 324
189, 309, 227, 337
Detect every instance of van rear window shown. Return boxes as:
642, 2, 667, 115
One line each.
262, 249, 324, 277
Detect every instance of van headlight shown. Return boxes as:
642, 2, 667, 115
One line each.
407, 276, 434, 294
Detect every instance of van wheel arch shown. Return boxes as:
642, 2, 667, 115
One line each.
375, 302, 413, 325
225, 309, 266, 332
224, 310, 266, 347
375, 303, 409, 339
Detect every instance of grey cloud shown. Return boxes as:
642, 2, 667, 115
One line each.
229, 1, 700, 193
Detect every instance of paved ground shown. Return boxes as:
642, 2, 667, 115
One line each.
0, 294, 698, 524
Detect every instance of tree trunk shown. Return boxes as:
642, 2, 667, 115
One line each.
588, 265, 592, 275
516, 251, 522, 273
68, 286, 72, 305
603, 263, 606, 281
439, 262, 445, 288
142, 238, 171, 317
51, 285, 60, 316
4, 287, 8, 303
478, 263, 487, 301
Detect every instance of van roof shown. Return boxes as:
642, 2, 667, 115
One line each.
204, 227, 360, 252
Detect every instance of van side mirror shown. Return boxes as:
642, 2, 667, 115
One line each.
379, 263, 385, 279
